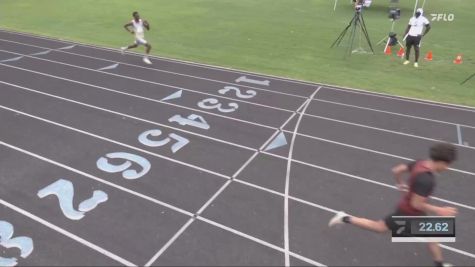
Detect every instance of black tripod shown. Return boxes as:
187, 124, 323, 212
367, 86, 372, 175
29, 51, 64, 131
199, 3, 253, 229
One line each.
331, 9, 374, 56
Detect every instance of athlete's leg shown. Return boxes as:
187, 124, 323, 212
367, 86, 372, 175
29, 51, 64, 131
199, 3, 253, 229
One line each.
347, 217, 389, 233
428, 242, 445, 265
329, 212, 389, 233
121, 43, 138, 54
145, 43, 151, 54
127, 43, 139, 49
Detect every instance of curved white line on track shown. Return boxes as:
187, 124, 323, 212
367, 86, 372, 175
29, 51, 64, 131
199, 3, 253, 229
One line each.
284, 88, 320, 266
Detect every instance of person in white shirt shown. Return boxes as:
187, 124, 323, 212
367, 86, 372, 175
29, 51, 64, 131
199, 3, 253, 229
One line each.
121, 11, 152, 64
403, 8, 431, 67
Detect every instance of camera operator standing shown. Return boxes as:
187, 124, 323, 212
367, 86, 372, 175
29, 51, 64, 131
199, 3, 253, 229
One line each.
403, 8, 431, 68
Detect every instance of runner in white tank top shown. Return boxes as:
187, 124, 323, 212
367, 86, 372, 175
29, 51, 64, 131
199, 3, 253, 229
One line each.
121, 11, 152, 64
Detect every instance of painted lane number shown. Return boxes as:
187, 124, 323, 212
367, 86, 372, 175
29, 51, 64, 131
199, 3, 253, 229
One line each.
138, 129, 189, 154
198, 98, 238, 113
235, 76, 270, 86
37, 179, 108, 220
168, 114, 210, 130
97, 152, 151, 179
218, 86, 257, 99
0, 221, 33, 267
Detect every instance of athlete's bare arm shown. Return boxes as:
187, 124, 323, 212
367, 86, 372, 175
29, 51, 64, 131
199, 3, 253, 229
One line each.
392, 163, 409, 190
410, 194, 457, 216
143, 20, 150, 30
124, 22, 134, 34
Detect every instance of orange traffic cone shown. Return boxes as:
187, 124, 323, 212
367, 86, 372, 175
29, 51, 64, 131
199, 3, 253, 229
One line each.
453, 54, 463, 64
397, 47, 405, 58
385, 46, 392, 55
424, 51, 433, 61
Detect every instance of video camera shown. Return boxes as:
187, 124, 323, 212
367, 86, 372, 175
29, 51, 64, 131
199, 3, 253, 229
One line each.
388, 8, 401, 20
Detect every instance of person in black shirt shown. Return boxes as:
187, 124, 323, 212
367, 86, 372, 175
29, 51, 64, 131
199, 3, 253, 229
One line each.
329, 143, 458, 267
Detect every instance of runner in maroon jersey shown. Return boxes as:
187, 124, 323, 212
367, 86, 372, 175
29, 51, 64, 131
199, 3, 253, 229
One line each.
329, 143, 457, 267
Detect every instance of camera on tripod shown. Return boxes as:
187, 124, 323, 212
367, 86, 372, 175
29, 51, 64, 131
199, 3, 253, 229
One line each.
388, 8, 401, 20
355, 4, 363, 13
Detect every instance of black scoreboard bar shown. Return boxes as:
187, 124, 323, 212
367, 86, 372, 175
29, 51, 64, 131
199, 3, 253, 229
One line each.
391, 216, 456, 243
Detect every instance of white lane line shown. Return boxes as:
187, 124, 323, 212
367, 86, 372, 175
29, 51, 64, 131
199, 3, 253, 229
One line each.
5, 76, 475, 180
263, 151, 475, 212
233, 178, 338, 214
3, 54, 474, 156
4, 73, 475, 181
143, 218, 195, 267
0, 198, 137, 267
29, 49, 51, 56
1, 138, 326, 266
2, 140, 474, 263
0, 80, 256, 152
2, 29, 475, 112
2, 78, 475, 182
0, 141, 193, 217
301, 112, 475, 151
312, 98, 475, 130
439, 244, 475, 260
292, 130, 475, 177
284, 88, 320, 267
3, 78, 475, 181
0, 64, 279, 131
4, 76, 475, 179
0, 104, 230, 180
0, 55, 23, 62
456, 124, 463, 145
322, 85, 475, 113
144, 94, 313, 265
0, 47, 295, 114
197, 216, 327, 267
0, 37, 306, 100
0, 31, 473, 266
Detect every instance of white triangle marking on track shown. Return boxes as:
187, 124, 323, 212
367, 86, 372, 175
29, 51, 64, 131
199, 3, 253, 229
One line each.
97, 63, 119, 71
161, 90, 183, 101
57, 45, 76, 50
264, 132, 288, 151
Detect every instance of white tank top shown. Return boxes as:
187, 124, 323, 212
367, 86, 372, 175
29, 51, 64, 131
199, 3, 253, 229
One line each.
132, 19, 144, 38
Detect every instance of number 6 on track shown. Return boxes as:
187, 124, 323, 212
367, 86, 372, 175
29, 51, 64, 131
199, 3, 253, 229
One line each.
97, 152, 151, 179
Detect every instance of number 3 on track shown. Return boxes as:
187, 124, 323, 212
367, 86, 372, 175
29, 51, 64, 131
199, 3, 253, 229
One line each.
0, 221, 33, 267
198, 98, 238, 113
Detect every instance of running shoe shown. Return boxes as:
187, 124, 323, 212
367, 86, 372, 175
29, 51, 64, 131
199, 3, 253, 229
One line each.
329, 211, 349, 227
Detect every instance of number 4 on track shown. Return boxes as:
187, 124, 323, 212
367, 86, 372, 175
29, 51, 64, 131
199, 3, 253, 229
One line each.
168, 114, 210, 130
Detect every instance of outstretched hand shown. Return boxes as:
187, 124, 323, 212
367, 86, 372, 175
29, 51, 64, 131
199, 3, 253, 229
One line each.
396, 183, 409, 192
437, 206, 458, 217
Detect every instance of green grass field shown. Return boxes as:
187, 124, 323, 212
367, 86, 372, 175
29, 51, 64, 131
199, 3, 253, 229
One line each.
1, 0, 474, 106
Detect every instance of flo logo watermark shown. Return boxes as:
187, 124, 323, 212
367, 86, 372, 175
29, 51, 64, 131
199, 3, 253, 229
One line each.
430, 13, 455, 22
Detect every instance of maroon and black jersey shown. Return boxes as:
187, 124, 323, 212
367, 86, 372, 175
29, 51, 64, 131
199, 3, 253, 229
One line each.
397, 160, 436, 215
